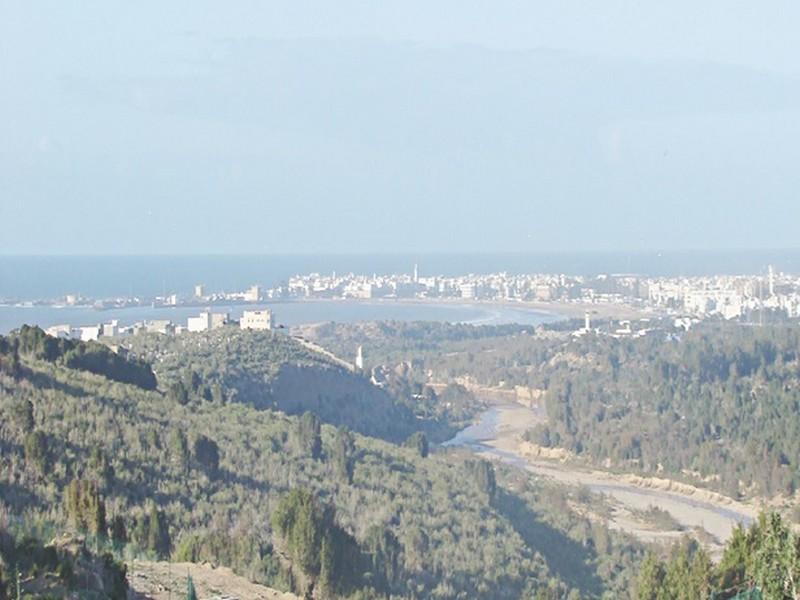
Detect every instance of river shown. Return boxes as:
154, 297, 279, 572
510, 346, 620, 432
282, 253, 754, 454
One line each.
444, 404, 755, 552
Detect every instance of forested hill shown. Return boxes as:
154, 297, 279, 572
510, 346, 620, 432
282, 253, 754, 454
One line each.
0, 329, 646, 599
524, 323, 800, 499
301, 320, 800, 500
123, 328, 447, 443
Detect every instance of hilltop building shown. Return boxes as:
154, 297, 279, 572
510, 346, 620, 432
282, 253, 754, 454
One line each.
240, 309, 274, 331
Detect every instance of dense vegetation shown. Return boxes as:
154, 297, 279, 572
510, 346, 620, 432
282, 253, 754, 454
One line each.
306, 320, 800, 499
637, 511, 800, 599
0, 328, 645, 598
123, 329, 462, 442
4, 325, 156, 390
525, 323, 800, 498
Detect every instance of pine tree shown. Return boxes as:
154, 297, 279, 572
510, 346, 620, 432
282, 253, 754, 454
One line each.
296, 412, 322, 460
147, 505, 171, 559
405, 432, 429, 458
186, 573, 197, 600
331, 427, 356, 484
192, 435, 220, 477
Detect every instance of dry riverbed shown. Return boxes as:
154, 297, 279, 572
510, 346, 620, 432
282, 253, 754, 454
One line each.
454, 400, 759, 556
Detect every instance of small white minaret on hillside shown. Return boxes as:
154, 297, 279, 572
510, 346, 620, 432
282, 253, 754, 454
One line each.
355, 345, 364, 371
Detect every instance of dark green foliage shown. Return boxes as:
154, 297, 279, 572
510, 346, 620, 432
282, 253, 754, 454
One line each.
64, 479, 107, 536
364, 525, 402, 592
192, 434, 220, 477
405, 431, 429, 458
168, 381, 190, 405
62, 342, 157, 390
331, 427, 356, 484
186, 573, 197, 600
145, 505, 171, 559
0, 335, 21, 379
88, 447, 115, 488
169, 429, 190, 473
271, 489, 362, 596
102, 553, 128, 600
110, 515, 127, 549
296, 412, 322, 460
126, 329, 432, 443
10, 399, 34, 434
23, 430, 49, 473
8, 325, 157, 389
524, 323, 800, 497
639, 512, 800, 599
0, 328, 648, 599
467, 459, 497, 502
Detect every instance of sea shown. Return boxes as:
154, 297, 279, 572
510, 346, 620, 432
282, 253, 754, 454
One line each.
1, 250, 798, 333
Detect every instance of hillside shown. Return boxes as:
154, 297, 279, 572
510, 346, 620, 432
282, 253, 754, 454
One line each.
0, 328, 645, 599
122, 329, 458, 442
303, 320, 800, 501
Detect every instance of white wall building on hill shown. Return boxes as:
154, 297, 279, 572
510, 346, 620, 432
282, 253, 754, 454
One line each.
240, 309, 273, 330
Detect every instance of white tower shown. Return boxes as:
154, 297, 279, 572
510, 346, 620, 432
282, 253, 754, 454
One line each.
355, 345, 364, 371
413, 263, 419, 283
768, 265, 775, 297
584, 311, 591, 332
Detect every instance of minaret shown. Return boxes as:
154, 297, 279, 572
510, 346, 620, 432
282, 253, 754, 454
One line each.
355, 345, 364, 371
768, 265, 775, 297
413, 263, 419, 284
584, 311, 591, 332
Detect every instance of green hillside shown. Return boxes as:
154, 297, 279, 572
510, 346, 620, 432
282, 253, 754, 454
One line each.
0, 328, 643, 599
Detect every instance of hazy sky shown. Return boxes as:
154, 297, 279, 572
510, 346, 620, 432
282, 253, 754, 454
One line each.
3, 1, 800, 255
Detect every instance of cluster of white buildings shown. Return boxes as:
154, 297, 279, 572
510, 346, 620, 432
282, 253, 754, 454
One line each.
278, 265, 800, 322
44, 309, 274, 342
646, 267, 800, 320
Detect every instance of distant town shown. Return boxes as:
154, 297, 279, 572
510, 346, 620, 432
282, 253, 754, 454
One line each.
13, 264, 800, 343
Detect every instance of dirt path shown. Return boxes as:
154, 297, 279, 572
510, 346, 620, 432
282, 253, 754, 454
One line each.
128, 560, 299, 600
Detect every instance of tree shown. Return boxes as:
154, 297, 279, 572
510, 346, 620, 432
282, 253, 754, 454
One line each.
10, 400, 33, 434
186, 574, 197, 600
636, 553, 666, 600
192, 435, 220, 477
64, 479, 106, 537
23, 431, 48, 473
147, 505, 171, 559
331, 427, 356, 484
467, 460, 496, 502
405, 432, 429, 458
364, 525, 402, 592
168, 382, 190, 405
271, 489, 361, 597
110, 515, 127, 550
89, 447, 115, 488
296, 412, 322, 460
752, 511, 797, 599
169, 429, 190, 474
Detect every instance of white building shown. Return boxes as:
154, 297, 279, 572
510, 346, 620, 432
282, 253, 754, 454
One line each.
78, 325, 101, 342
244, 285, 261, 302
187, 312, 212, 332
240, 309, 274, 330
459, 283, 477, 300
194, 284, 205, 299
101, 320, 119, 338
45, 324, 73, 339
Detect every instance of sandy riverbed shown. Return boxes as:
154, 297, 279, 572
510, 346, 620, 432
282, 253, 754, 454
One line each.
454, 400, 759, 555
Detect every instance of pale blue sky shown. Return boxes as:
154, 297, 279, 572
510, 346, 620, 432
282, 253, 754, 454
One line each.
2, 1, 800, 254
